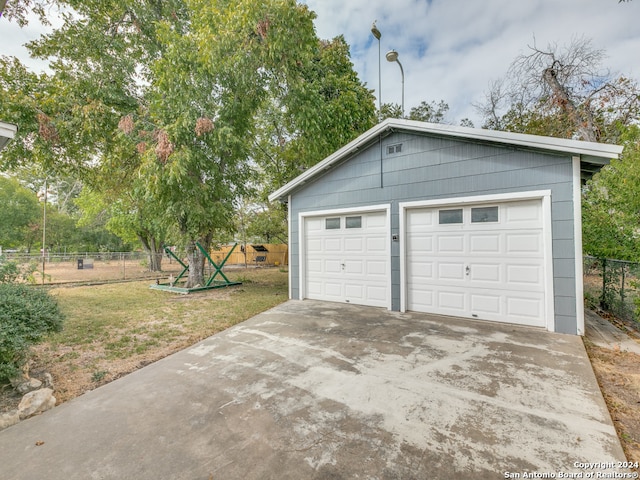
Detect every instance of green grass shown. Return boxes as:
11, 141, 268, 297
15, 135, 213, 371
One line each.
46, 267, 288, 361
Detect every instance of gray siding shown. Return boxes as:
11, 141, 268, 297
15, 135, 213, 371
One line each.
288, 132, 579, 334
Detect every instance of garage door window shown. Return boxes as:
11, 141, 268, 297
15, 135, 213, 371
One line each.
325, 217, 340, 229
471, 206, 499, 223
439, 209, 463, 224
345, 216, 362, 229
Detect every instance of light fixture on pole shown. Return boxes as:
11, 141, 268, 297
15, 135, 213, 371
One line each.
386, 49, 404, 117
371, 21, 381, 110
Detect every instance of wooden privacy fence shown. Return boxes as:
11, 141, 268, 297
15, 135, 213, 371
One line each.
209, 244, 288, 266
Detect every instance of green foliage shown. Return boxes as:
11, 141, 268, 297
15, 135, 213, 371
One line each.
0, 176, 41, 249
0, 283, 64, 381
583, 125, 640, 261
0, 256, 38, 284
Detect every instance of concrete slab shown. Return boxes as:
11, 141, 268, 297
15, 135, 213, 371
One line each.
0, 300, 630, 479
585, 308, 640, 354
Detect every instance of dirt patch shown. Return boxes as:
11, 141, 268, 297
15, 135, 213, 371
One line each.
584, 340, 640, 464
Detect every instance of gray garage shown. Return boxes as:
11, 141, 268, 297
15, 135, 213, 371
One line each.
269, 119, 623, 335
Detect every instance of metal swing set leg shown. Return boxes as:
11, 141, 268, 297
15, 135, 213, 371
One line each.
150, 243, 242, 294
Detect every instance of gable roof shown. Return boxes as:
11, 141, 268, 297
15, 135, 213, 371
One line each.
269, 118, 623, 203
0, 121, 17, 152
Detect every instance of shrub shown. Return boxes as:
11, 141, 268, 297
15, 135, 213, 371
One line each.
0, 284, 64, 382
0, 256, 38, 284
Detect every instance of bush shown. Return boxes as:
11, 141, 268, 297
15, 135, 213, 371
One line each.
0, 256, 37, 284
0, 284, 64, 382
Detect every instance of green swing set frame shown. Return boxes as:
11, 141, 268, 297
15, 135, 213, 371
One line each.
150, 242, 242, 294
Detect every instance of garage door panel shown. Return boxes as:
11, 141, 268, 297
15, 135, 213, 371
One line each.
470, 264, 501, 283
366, 286, 388, 303
406, 198, 548, 327
438, 235, 464, 253
366, 260, 387, 276
325, 259, 342, 273
407, 261, 434, 279
438, 290, 466, 311
307, 260, 322, 274
304, 211, 389, 308
324, 238, 342, 252
506, 233, 542, 254
506, 264, 542, 286
470, 294, 501, 314
407, 235, 434, 253
344, 237, 363, 251
344, 283, 363, 299
505, 202, 541, 223
345, 260, 363, 274
366, 236, 386, 252
470, 234, 501, 253
307, 238, 322, 253
438, 262, 465, 280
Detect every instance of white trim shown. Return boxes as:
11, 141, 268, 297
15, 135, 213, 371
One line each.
541, 194, 556, 332
287, 195, 292, 301
269, 118, 622, 203
399, 190, 555, 331
399, 190, 552, 209
298, 204, 392, 310
0, 121, 17, 152
573, 156, 585, 335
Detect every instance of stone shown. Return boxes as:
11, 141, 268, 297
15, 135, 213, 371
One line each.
18, 388, 56, 420
0, 410, 20, 431
15, 378, 43, 395
42, 373, 54, 389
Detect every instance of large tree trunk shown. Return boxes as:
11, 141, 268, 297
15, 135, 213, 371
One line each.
185, 234, 212, 288
138, 232, 164, 272
148, 237, 164, 272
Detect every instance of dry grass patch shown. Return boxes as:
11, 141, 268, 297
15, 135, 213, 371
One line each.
584, 340, 640, 465
0, 268, 287, 410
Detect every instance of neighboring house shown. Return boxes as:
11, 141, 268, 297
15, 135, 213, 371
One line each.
269, 118, 623, 335
0, 121, 17, 151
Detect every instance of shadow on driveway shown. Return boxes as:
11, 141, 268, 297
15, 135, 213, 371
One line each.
0, 300, 629, 479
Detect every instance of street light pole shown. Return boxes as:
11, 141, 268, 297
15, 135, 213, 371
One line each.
386, 49, 404, 118
371, 21, 382, 110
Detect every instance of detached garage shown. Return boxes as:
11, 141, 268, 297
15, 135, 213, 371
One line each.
269, 119, 622, 335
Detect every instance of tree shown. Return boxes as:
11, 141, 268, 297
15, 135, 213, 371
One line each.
2, 1, 377, 287
582, 125, 640, 261
408, 100, 450, 123
478, 37, 640, 143
0, 176, 41, 250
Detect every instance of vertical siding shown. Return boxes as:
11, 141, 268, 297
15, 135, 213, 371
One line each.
288, 132, 578, 334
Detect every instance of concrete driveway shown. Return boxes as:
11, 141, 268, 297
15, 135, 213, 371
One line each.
0, 300, 629, 479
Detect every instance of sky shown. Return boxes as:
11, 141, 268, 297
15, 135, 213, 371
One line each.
2, 0, 640, 126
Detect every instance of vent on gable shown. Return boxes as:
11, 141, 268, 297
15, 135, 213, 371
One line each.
387, 143, 402, 155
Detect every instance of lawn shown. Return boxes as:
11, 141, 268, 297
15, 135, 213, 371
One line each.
6, 267, 288, 406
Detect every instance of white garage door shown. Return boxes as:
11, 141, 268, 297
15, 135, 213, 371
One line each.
405, 199, 548, 327
304, 210, 389, 308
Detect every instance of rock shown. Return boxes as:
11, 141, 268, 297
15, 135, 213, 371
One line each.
18, 388, 56, 420
42, 373, 54, 389
15, 378, 43, 395
0, 410, 20, 431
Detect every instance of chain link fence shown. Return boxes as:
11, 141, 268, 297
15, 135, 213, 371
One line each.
583, 256, 640, 323
2, 251, 185, 285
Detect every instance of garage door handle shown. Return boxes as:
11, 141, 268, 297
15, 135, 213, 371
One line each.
341, 263, 345, 270
465, 265, 470, 276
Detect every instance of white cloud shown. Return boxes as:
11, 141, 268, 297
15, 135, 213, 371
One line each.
304, 0, 640, 125
3, 0, 640, 127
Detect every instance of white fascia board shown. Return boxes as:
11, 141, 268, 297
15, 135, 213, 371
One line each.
268, 118, 623, 203
0, 121, 17, 151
